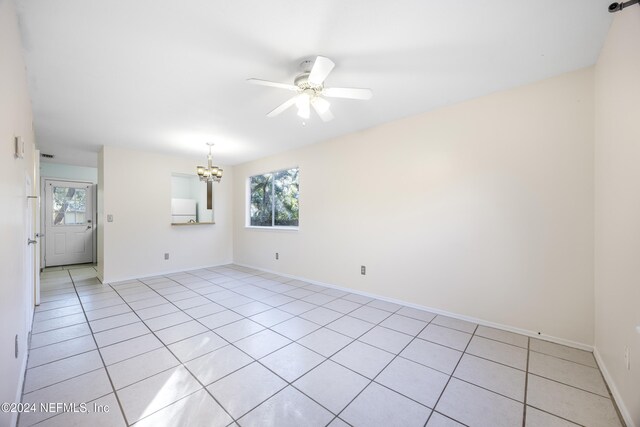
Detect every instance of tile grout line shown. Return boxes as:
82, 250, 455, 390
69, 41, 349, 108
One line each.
32, 305, 83, 319
27, 310, 606, 416
37, 265, 620, 427
329, 313, 439, 426
22, 367, 106, 396
526, 372, 614, 399
528, 348, 603, 369
157, 270, 411, 423
215, 278, 439, 423
281, 311, 405, 426
65, 269, 131, 426
154, 270, 531, 426
28, 330, 93, 350
525, 404, 589, 427
446, 376, 524, 406
21, 270, 130, 426
129, 269, 341, 422
33, 300, 81, 313
26, 347, 97, 371
107, 281, 241, 426
154, 274, 340, 423
250, 310, 398, 424
422, 322, 480, 427
32, 283, 506, 377
522, 336, 530, 427
15, 299, 39, 427
103, 274, 547, 370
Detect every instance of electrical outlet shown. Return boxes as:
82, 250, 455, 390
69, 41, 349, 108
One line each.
624, 346, 630, 370
107, 214, 114, 222
164, 253, 169, 260
361, 265, 366, 275
275, 252, 279, 260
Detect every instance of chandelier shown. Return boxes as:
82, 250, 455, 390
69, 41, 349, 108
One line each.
196, 143, 223, 183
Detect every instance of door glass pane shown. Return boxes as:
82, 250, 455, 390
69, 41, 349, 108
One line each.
52, 187, 86, 225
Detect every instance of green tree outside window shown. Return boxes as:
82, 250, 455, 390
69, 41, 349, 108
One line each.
250, 168, 299, 227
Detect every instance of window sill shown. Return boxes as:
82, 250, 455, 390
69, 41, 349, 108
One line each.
245, 226, 299, 232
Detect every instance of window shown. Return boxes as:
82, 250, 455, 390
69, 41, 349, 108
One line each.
249, 168, 299, 227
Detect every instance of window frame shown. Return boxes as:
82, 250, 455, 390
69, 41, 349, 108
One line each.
246, 166, 299, 231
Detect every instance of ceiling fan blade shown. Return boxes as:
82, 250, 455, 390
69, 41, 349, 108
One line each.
308, 56, 335, 86
312, 98, 334, 122
323, 87, 373, 100
266, 95, 299, 117
247, 78, 298, 91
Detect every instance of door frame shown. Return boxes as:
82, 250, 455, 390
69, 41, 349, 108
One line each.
33, 149, 40, 305
25, 173, 35, 329
40, 177, 97, 268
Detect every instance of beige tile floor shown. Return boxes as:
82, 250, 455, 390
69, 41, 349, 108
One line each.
18, 264, 624, 427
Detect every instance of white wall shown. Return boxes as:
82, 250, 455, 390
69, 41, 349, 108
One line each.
594, 10, 640, 427
0, 0, 36, 425
99, 146, 233, 283
40, 162, 98, 183
234, 68, 595, 346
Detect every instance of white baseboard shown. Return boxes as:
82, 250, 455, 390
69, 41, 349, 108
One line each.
594, 347, 636, 427
101, 260, 234, 285
234, 262, 594, 352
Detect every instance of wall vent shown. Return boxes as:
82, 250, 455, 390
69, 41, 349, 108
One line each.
40, 153, 55, 159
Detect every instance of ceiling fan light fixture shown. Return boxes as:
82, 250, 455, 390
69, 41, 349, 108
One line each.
248, 55, 372, 122
296, 94, 310, 119
312, 97, 330, 114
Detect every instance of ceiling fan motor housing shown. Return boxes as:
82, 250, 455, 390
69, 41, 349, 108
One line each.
294, 72, 323, 96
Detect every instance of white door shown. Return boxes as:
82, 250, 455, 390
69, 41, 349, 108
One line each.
45, 180, 94, 266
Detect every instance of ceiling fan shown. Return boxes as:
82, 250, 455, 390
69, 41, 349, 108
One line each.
247, 56, 373, 122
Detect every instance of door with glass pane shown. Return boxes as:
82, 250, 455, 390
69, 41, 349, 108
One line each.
44, 180, 94, 266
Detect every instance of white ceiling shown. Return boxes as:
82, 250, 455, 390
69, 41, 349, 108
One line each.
16, 0, 612, 167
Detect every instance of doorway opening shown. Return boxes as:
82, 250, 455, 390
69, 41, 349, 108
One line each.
42, 179, 96, 267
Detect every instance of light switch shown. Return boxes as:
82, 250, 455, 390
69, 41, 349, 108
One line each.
107, 214, 114, 222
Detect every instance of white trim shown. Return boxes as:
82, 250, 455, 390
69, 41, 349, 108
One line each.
234, 262, 594, 352
244, 226, 299, 232
593, 347, 636, 427
101, 260, 234, 285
